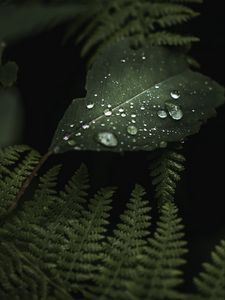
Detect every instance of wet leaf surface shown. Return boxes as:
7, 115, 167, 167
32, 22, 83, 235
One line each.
51, 40, 224, 153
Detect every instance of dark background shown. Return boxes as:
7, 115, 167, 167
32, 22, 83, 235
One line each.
4, 0, 225, 292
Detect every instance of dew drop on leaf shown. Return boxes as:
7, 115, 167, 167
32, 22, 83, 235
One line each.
82, 124, 90, 129
104, 109, 112, 116
170, 90, 181, 99
63, 134, 70, 141
165, 102, 183, 120
157, 110, 168, 119
87, 103, 94, 109
127, 125, 138, 136
97, 132, 118, 147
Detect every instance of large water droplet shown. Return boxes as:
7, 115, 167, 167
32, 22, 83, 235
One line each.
157, 110, 167, 119
104, 109, 112, 116
127, 125, 138, 136
165, 102, 183, 120
170, 90, 180, 99
97, 132, 118, 147
87, 103, 94, 109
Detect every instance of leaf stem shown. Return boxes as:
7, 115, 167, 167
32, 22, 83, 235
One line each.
8, 150, 53, 214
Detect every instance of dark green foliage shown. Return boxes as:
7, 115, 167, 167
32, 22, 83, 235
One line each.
127, 202, 187, 299
193, 240, 225, 300
88, 185, 151, 300
0, 145, 40, 218
0, 146, 224, 299
64, 0, 202, 62
51, 40, 224, 154
150, 146, 185, 205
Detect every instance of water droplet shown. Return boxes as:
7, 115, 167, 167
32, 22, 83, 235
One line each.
157, 110, 168, 119
121, 113, 126, 117
63, 134, 70, 141
127, 125, 138, 135
142, 56, 146, 60
70, 124, 75, 128
97, 132, 118, 147
82, 124, 90, 129
121, 59, 126, 63
155, 84, 160, 89
94, 94, 98, 97
170, 90, 180, 99
68, 140, 76, 146
140, 106, 145, 110
131, 114, 136, 118
87, 103, 94, 109
108, 104, 112, 108
159, 141, 167, 148
76, 132, 81, 137
104, 109, 112, 116
165, 102, 183, 120
119, 108, 124, 113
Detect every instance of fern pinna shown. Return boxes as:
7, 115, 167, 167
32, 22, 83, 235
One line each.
0, 146, 224, 300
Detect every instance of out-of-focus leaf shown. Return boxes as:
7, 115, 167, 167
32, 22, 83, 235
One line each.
0, 88, 23, 147
0, 61, 18, 87
0, 3, 88, 42
50, 40, 224, 154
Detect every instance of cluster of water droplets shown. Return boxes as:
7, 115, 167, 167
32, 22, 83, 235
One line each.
157, 89, 183, 121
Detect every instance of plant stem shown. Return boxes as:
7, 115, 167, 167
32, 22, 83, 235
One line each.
8, 150, 52, 214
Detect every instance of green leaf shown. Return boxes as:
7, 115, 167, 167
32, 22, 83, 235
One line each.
50, 40, 224, 154
0, 61, 18, 87
0, 3, 88, 42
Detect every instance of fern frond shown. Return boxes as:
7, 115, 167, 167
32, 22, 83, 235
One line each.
0, 241, 74, 300
89, 184, 151, 300
149, 31, 199, 46
0, 146, 40, 218
150, 147, 185, 206
193, 240, 225, 300
128, 202, 187, 300
55, 187, 115, 293
65, 0, 202, 62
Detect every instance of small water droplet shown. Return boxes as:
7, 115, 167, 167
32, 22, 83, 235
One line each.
131, 114, 136, 118
142, 56, 146, 60
108, 104, 112, 108
87, 103, 94, 109
119, 108, 124, 113
121, 113, 126, 117
155, 84, 160, 89
127, 125, 138, 136
63, 134, 70, 141
170, 90, 180, 99
97, 132, 118, 147
94, 94, 98, 97
140, 106, 145, 110
157, 110, 168, 119
121, 59, 126, 63
76, 132, 81, 137
104, 109, 112, 116
70, 124, 75, 128
165, 102, 183, 120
